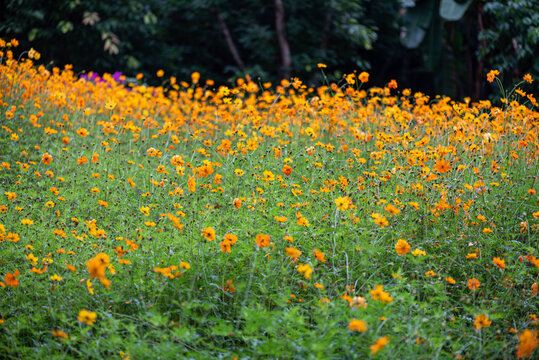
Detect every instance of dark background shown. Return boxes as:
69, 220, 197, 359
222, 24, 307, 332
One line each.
1, 0, 538, 100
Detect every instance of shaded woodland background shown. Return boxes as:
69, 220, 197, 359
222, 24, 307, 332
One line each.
1, 0, 538, 99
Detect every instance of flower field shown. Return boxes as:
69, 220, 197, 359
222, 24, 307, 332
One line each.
0, 40, 538, 359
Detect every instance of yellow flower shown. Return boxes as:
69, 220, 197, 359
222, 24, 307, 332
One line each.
411, 249, 426, 257
334, 197, 351, 211
347, 319, 367, 332
50, 274, 62, 281
297, 263, 313, 279
285, 247, 302, 260
369, 285, 393, 303
77, 310, 97, 325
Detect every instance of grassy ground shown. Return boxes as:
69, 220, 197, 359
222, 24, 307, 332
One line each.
0, 42, 538, 359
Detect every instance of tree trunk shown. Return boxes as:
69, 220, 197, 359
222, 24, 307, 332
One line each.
274, 0, 291, 79
320, 12, 332, 51
209, 9, 246, 72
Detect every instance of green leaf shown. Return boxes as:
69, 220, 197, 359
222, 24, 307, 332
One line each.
440, 0, 473, 21
28, 28, 39, 42
401, 0, 436, 49
402, 27, 427, 49
57, 20, 74, 34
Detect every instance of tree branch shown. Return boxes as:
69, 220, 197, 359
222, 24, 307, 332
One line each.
320, 12, 332, 51
209, 9, 246, 72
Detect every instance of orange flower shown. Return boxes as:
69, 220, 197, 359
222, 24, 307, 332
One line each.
76, 128, 89, 137
4, 270, 20, 287
255, 233, 270, 248
516, 329, 538, 358
388, 79, 398, 89
295, 212, 310, 227
483, 227, 493, 234
395, 239, 411, 256
467, 277, 480, 290
370, 336, 390, 354
51, 330, 68, 339
201, 227, 216, 241
370, 285, 393, 303
358, 71, 369, 83
187, 175, 196, 192
77, 156, 88, 165
220, 233, 238, 253
374, 216, 389, 227
486, 69, 499, 83
282, 164, 292, 176
6, 232, 20, 242
348, 319, 367, 332
41, 152, 53, 165
233, 198, 242, 210
85, 253, 111, 289
434, 158, 451, 173
474, 314, 492, 329
313, 249, 326, 263
493, 257, 505, 270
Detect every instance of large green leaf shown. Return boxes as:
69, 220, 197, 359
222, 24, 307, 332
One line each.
401, 0, 436, 49
440, 0, 473, 21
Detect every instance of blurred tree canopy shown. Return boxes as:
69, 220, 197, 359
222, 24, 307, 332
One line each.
1, 0, 538, 99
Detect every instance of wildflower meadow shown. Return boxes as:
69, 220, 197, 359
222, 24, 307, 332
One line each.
0, 40, 538, 359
